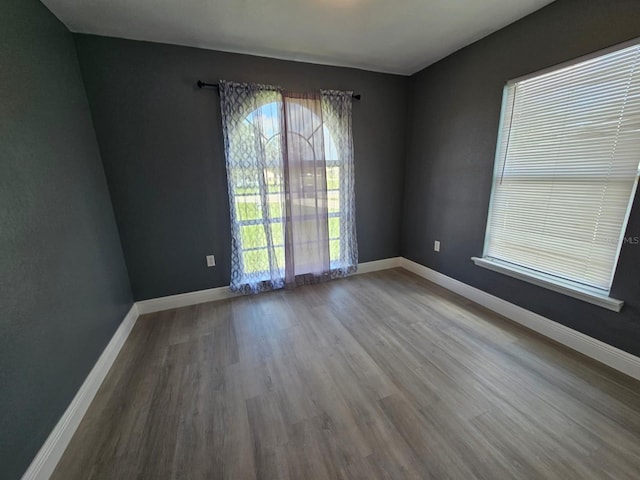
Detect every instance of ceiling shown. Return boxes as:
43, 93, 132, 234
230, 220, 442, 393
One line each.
42, 0, 555, 75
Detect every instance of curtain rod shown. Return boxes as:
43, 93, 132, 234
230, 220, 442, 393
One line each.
197, 80, 361, 100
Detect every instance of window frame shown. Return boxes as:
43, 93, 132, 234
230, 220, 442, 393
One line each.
473, 38, 640, 312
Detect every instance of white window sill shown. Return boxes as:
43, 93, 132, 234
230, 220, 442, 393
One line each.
471, 257, 623, 312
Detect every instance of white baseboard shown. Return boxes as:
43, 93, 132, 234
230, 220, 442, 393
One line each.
400, 257, 640, 382
353, 257, 402, 275
135, 257, 402, 315
136, 285, 240, 315
21, 304, 139, 480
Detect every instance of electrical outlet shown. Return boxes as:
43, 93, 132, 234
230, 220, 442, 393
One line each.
206, 255, 216, 267
434, 240, 440, 252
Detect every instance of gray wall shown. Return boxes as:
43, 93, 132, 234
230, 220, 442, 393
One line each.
403, 0, 640, 356
0, 2, 132, 478
74, 35, 409, 300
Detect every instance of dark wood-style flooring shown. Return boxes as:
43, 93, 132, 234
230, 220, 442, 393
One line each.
52, 269, 640, 479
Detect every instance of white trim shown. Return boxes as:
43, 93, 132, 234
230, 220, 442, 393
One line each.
21, 304, 139, 480
135, 258, 402, 315
481, 84, 511, 259
400, 258, 640, 382
352, 257, 402, 275
136, 286, 240, 315
471, 257, 624, 312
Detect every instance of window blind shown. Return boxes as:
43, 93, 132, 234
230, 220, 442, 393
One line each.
484, 42, 640, 293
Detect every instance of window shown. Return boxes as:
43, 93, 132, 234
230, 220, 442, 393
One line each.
219, 81, 357, 293
474, 41, 640, 311
230, 101, 344, 276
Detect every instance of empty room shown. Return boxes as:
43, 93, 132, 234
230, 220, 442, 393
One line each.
3, 0, 640, 478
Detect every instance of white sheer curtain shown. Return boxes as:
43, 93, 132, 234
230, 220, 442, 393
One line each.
283, 92, 330, 286
219, 81, 357, 293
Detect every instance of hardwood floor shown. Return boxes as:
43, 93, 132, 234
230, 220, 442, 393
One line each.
52, 269, 640, 479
